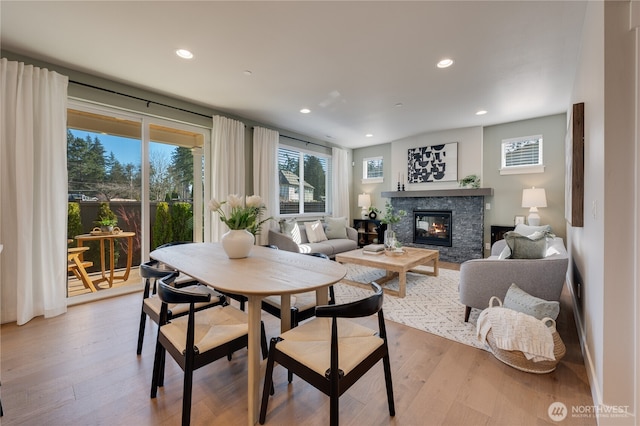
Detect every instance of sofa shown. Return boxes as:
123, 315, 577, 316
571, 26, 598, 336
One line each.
268, 218, 358, 258
459, 229, 569, 322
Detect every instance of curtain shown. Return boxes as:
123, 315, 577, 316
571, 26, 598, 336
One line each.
209, 115, 245, 242
252, 127, 279, 246
0, 58, 69, 325
332, 147, 350, 219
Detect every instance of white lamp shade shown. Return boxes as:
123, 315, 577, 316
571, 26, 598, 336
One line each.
358, 193, 371, 208
522, 187, 547, 208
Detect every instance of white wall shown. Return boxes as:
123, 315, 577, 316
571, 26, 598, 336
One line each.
568, 1, 639, 423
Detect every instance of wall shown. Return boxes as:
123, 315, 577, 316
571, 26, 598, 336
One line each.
568, 1, 639, 423
355, 119, 569, 257
353, 126, 482, 220
483, 114, 568, 245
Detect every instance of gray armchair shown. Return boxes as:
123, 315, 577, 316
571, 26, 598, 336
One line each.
459, 237, 569, 321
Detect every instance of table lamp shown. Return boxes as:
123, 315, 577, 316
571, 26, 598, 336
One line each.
522, 187, 547, 226
358, 193, 371, 219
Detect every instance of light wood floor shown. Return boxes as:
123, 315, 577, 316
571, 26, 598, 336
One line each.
3, 264, 594, 425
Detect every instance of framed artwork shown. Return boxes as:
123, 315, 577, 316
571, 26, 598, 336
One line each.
407, 142, 458, 183
565, 102, 584, 227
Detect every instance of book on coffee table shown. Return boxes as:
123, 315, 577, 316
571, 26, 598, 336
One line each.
363, 244, 385, 254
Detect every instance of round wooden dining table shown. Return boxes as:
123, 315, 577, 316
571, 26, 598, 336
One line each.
150, 242, 346, 425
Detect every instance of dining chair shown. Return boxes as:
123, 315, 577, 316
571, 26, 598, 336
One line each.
259, 282, 395, 426
150, 272, 268, 426
136, 259, 225, 355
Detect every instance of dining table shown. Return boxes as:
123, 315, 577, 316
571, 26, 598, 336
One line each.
75, 231, 136, 288
149, 242, 347, 425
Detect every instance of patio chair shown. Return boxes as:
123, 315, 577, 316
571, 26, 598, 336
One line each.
67, 246, 97, 292
259, 282, 395, 426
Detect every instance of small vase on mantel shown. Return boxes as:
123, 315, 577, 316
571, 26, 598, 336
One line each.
221, 229, 255, 259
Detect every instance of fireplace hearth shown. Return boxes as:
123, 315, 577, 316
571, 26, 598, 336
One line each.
414, 210, 452, 247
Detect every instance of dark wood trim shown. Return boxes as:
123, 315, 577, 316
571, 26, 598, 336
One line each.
570, 102, 585, 227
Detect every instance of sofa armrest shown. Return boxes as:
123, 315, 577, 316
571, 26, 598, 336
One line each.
346, 226, 358, 243
268, 229, 301, 253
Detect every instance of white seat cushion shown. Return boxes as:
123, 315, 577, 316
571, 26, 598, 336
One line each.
160, 305, 249, 354
263, 290, 328, 313
276, 317, 383, 376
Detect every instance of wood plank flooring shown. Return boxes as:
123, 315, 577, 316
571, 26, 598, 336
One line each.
2, 264, 594, 425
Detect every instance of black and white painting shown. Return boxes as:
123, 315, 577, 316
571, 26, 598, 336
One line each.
407, 142, 458, 183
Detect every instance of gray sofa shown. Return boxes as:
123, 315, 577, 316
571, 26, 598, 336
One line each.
459, 236, 569, 322
268, 223, 358, 258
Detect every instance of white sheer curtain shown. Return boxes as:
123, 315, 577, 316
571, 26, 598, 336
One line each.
0, 59, 69, 325
332, 147, 351, 219
209, 115, 245, 242
252, 127, 279, 246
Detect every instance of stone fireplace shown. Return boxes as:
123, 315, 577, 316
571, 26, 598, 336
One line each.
381, 188, 492, 263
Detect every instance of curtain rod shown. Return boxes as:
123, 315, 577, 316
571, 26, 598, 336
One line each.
69, 80, 212, 119
279, 134, 328, 149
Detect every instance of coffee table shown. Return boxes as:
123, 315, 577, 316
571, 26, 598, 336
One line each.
335, 247, 439, 298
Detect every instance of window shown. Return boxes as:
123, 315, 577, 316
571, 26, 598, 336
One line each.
500, 135, 545, 175
278, 145, 331, 215
362, 156, 384, 183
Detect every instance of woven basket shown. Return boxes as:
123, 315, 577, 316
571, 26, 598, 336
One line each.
484, 297, 566, 374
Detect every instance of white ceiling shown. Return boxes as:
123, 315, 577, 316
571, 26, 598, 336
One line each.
1, 1, 587, 149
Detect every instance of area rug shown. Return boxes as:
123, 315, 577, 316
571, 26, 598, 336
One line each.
333, 264, 487, 351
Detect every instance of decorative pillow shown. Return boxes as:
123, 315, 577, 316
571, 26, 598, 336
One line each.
504, 283, 560, 320
279, 218, 301, 244
504, 231, 547, 259
304, 220, 328, 243
514, 223, 552, 237
325, 217, 348, 239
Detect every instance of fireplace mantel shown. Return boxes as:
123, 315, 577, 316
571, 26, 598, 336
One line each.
381, 188, 493, 198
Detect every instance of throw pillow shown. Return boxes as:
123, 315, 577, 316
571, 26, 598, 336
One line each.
504, 283, 560, 320
305, 220, 328, 243
325, 217, 348, 239
504, 231, 547, 259
279, 218, 301, 244
514, 223, 552, 237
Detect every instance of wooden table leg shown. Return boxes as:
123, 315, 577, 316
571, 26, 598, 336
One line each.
398, 270, 407, 298
280, 295, 291, 334
246, 295, 262, 426
108, 238, 115, 287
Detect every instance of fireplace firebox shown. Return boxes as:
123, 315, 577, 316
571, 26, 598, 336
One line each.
414, 210, 452, 247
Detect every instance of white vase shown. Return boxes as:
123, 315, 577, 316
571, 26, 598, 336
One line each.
221, 229, 255, 259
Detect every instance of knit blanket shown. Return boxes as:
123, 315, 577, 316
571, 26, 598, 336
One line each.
477, 306, 555, 361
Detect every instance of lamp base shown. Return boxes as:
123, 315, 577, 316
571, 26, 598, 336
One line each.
527, 213, 541, 226
361, 208, 369, 219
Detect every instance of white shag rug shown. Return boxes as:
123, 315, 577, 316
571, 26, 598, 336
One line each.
334, 264, 487, 351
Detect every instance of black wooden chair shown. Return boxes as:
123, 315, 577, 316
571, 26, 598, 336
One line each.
136, 259, 225, 355
151, 272, 268, 426
259, 282, 395, 426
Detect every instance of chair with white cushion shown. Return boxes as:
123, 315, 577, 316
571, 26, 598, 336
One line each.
259, 282, 395, 426
151, 272, 268, 426
136, 259, 225, 355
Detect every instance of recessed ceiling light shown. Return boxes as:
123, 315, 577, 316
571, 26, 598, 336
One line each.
300, 108, 311, 114
476, 110, 488, 115
176, 49, 193, 59
365, 133, 374, 138
437, 58, 454, 68
243, 70, 252, 76
394, 102, 404, 108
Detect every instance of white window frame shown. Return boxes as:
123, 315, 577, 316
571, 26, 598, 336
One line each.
362, 156, 384, 183
277, 144, 332, 217
500, 134, 545, 175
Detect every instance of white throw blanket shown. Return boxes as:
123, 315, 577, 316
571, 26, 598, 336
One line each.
477, 306, 555, 362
